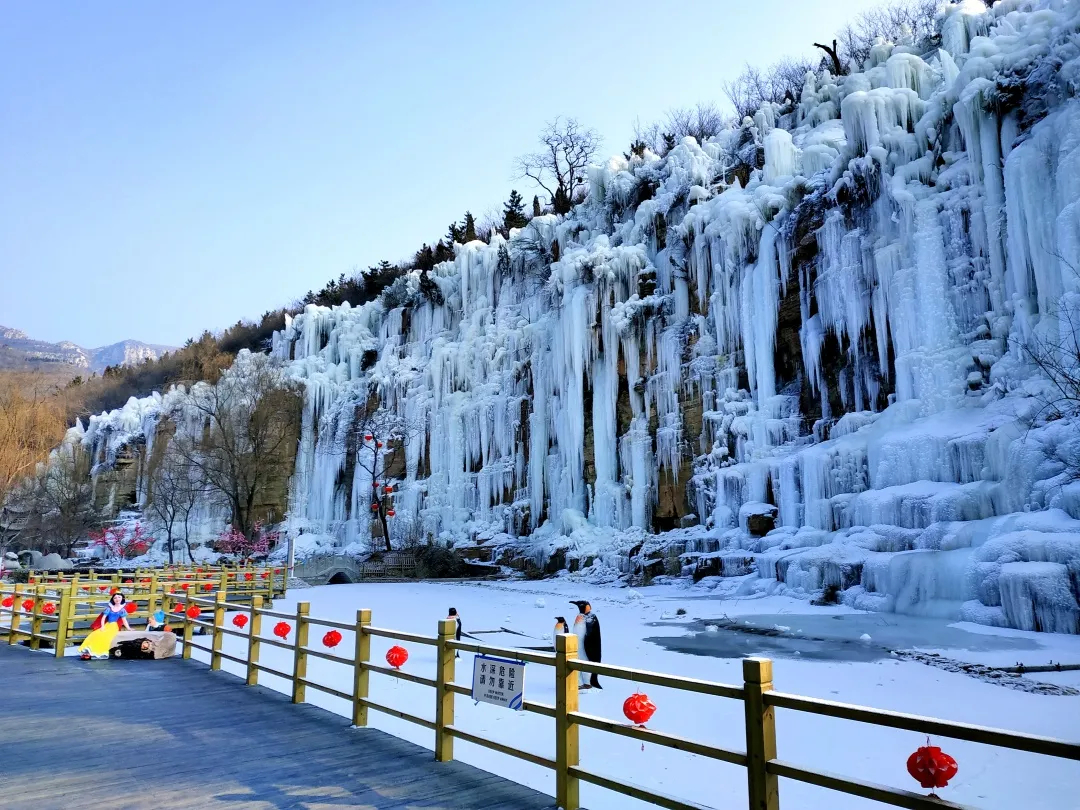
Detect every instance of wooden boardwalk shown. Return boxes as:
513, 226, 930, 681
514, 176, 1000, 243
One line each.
0, 645, 554, 810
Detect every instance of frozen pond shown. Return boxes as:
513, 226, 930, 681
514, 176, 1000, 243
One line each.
646, 612, 1043, 663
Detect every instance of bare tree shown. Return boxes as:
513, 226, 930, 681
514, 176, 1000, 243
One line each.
347, 405, 423, 553
146, 439, 208, 564
835, 0, 940, 72
0, 374, 67, 512
664, 102, 729, 145
724, 57, 816, 120
19, 444, 97, 558
515, 117, 601, 215
168, 354, 301, 541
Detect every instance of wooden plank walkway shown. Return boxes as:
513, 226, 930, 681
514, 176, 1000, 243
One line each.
0, 645, 555, 810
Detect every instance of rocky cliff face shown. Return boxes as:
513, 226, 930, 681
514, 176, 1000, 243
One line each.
66, 1, 1080, 633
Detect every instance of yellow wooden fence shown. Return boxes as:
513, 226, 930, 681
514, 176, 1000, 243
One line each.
180, 594, 1080, 810
0, 565, 281, 655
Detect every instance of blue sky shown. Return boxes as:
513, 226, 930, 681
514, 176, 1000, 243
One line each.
0, 1, 880, 348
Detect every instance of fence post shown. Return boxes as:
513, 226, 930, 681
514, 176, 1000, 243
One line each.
435, 617, 457, 762
54, 584, 72, 657
182, 595, 194, 659
211, 591, 226, 670
29, 585, 45, 651
353, 608, 371, 726
148, 573, 160, 620
292, 601, 309, 704
555, 632, 581, 810
744, 657, 779, 810
246, 595, 262, 686
9, 584, 23, 645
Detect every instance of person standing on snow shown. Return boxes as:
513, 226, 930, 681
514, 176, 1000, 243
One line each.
570, 600, 602, 689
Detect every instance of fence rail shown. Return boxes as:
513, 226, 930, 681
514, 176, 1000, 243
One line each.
174, 595, 1080, 810
0, 565, 282, 655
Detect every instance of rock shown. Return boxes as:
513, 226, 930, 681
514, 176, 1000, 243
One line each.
535, 598, 546, 608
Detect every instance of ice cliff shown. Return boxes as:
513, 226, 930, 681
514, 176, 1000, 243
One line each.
74, 0, 1080, 633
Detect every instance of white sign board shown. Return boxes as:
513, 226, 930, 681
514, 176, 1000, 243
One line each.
471, 654, 525, 710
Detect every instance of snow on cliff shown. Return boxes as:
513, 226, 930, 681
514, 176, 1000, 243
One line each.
76, 0, 1080, 633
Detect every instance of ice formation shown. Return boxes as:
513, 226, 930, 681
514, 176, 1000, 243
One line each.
70, 1, 1080, 633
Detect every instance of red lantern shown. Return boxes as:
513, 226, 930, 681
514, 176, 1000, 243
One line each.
622, 693, 657, 726
125, 602, 137, 615
203, 583, 214, 591
323, 630, 342, 648
274, 568, 282, 574
232, 614, 249, 629
274, 621, 291, 639
98, 585, 108, 592
42, 602, 57, 615
376, 441, 383, 448
386, 510, 396, 517
384, 485, 393, 494
123, 579, 132, 585
186, 605, 201, 620
907, 739, 958, 790
174, 604, 185, 615
386, 645, 408, 669
196, 568, 204, 573
181, 583, 190, 591
370, 502, 380, 512
28, 577, 35, 584
364, 434, 373, 442
21, 599, 34, 612
245, 572, 253, 581
261, 572, 270, 579
1, 596, 12, 608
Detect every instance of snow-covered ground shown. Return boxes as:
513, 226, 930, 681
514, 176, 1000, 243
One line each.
189, 581, 1080, 810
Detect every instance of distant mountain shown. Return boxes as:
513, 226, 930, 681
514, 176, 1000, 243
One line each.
0, 325, 176, 375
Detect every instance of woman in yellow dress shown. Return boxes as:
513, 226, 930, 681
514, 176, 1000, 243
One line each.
79, 592, 132, 659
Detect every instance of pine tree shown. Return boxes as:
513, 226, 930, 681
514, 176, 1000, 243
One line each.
434, 240, 454, 263
463, 212, 477, 242
502, 190, 529, 231
533, 195, 542, 217
447, 222, 463, 245
414, 244, 435, 273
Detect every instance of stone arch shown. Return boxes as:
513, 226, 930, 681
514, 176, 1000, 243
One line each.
327, 571, 355, 585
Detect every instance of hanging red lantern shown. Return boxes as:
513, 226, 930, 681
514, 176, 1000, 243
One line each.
623, 693, 657, 726
386, 510, 396, 517
364, 434, 373, 442
323, 630, 342, 648
181, 583, 190, 591
98, 585, 108, 592
141, 578, 151, 584
383, 485, 393, 494
274, 621, 291, 639
28, 577, 35, 584
203, 583, 214, 591
245, 572, 253, 581
261, 572, 270, 579
125, 602, 137, 615
42, 602, 57, 615
174, 604, 185, 615
1, 596, 12, 608
386, 645, 408, 669
233, 614, 249, 629
21, 599, 34, 612
123, 579, 133, 585
376, 441, 383, 448
186, 605, 202, 620
371, 502, 380, 512
274, 568, 282, 574
907, 739, 958, 790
